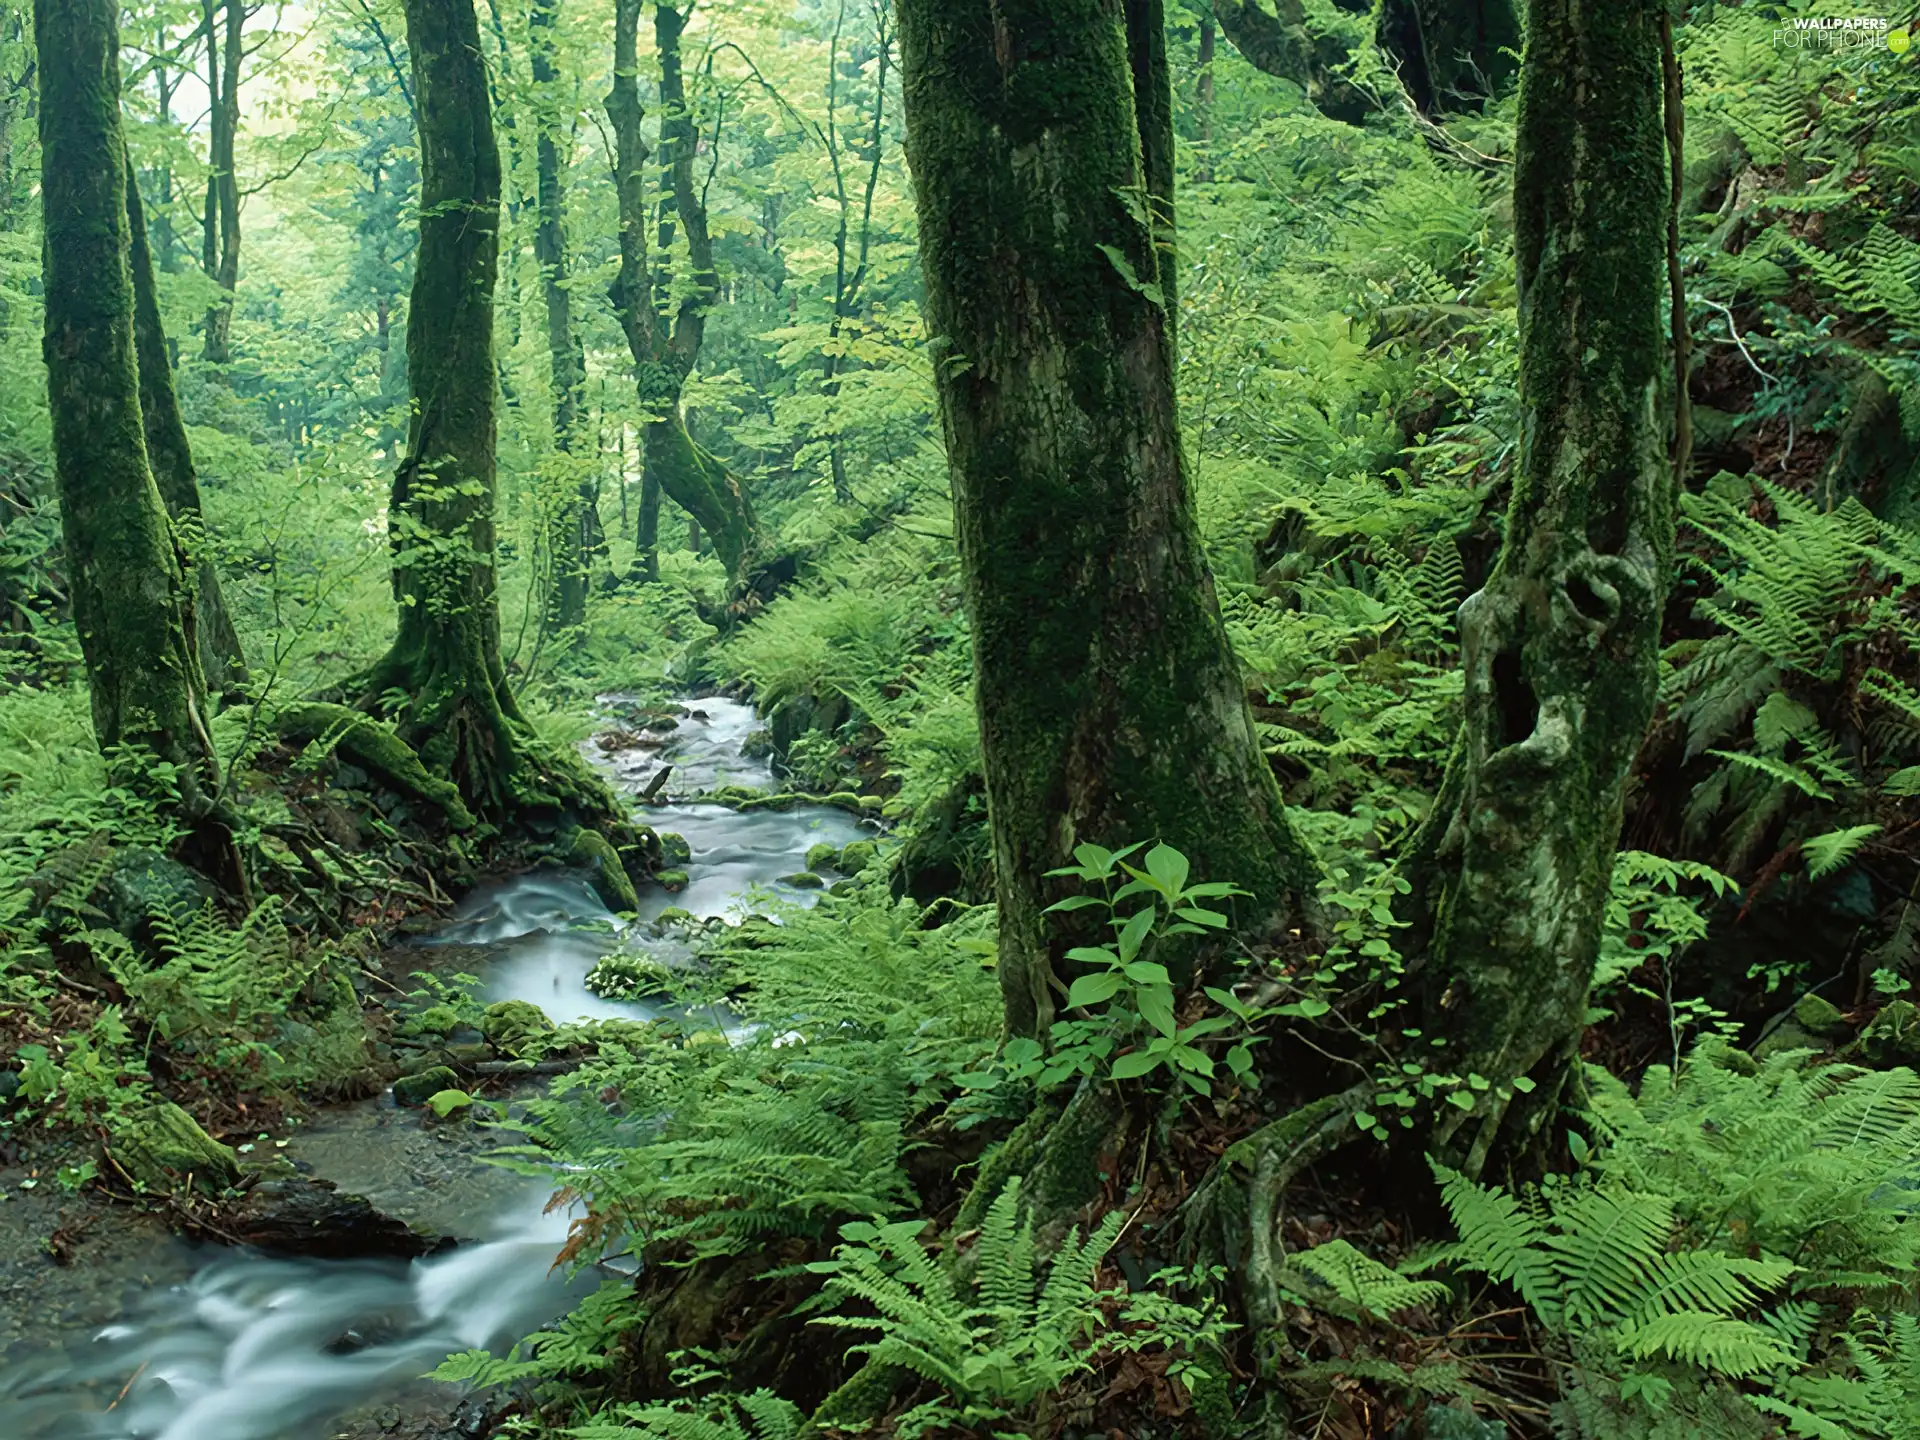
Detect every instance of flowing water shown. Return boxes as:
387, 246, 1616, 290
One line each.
0, 697, 873, 1439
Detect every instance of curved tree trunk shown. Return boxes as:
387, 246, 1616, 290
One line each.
605, 0, 758, 586
1402, 0, 1675, 1177
894, 0, 1316, 1044
34, 0, 221, 817
126, 158, 249, 697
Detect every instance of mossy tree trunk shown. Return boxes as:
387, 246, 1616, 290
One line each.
531, 0, 594, 633
894, 0, 1315, 1043
351, 0, 537, 818
200, 0, 242, 362
34, 0, 222, 818
126, 157, 249, 698
605, 0, 758, 586
1401, 0, 1674, 1176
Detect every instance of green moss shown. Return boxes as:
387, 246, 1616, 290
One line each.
111, 1102, 240, 1193
779, 871, 825, 890
805, 842, 838, 872
655, 868, 690, 891
279, 703, 475, 830
482, 1000, 554, 1057
566, 826, 639, 911
1793, 992, 1848, 1038
393, 1065, 461, 1107
836, 840, 877, 875
659, 831, 693, 865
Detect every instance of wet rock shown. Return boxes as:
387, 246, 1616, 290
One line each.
656, 906, 694, 927
656, 868, 690, 891
393, 1066, 460, 1108
836, 840, 877, 875
659, 832, 693, 866
108, 1101, 240, 1193
741, 728, 775, 759
231, 1176, 451, 1259
805, 842, 838, 872
779, 871, 825, 890
105, 847, 218, 939
565, 827, 639, 911
1863, 999, 1920, 1065
482, 1000, 554, 1058
1792, 992, 1849, 1038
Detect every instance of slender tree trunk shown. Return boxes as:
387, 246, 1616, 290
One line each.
531, 0, 591, 632
1195, 14, 1215, 182
34, 0, 221, 817
203, 0, 241, 362
126, 157, 249, 696
894, 0, 1315, 1045
605, 0, 758, 585
1401, 0, 1674, 1177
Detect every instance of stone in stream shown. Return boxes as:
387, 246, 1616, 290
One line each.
231, 1175, 452, 1259
656, 868, 691, 891
836, 840, 877, 875
779, 871, 825, 890
564, 826, 641, 911
659, 831, 693, 865
393, 1066, 461, 1108
805, 842, 838, 872
482, 1000, 554, 1058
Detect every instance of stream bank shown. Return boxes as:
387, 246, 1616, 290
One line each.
0, 697, 878, 1440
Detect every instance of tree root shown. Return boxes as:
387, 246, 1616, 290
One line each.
277, 702, 476, 831
1172, 1082, 1373, 1330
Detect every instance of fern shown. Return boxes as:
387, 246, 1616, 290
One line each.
1435, 1163, 1796, 1377
1280, 1237, 1450, 1320
807, 1180, 1126, 1420
569, 1389, 804, 1440
1804, 825, 1883, 880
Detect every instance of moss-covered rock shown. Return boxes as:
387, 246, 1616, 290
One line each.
658, 831, 693, 866
779, 871, 825, 890
393, 1066, 461, 1108
482, 1000, 554, 1057
805, 842, 839, 872
656, 869, 690, 891
1863, 999, 1920, 1065
656, 906, 695, 927
105, 847, 216, 943
111, 1102, 240, 1192
565, 826, 639, 911
836, 840, 877, 875
1792, 991, 1849, 1038
741, 728, 774, 759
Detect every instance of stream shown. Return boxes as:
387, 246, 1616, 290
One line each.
0, 698, 871, 1440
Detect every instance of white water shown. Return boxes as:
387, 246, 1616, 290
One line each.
0, 696, 876, 1438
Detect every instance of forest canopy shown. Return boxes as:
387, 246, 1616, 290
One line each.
4, 2, 1920, 1439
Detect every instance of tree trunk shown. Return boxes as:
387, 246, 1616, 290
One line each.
1401, 0, 1674, 1177
635, 464, 662, 583
1195, 15, 1215, 181
126, 156, 249, 697
893, 0, 1315, 1043
203, 0, 242, 362
34, 0, 221, 817
531, 0, 591, 633
353, 0, 539, 818
1212, 0, 1517, 122
605, 0, 759, 586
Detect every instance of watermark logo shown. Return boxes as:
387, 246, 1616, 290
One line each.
1772, 14, 1912, 53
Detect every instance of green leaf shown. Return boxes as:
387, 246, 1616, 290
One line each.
1174, 906, 1229, 929
1096, 243, 1167, 307
1144, 843, 1190, 898
1110, 1050, 1165, 1080
1044, 894, 1107, 913
1116, 907, 1156, 963
1067, 973, 1123, 1008
1204, 986, 1251, 1019
1136, 984, 1178, 1038
1123, 961, 1171, 986
1445, 1091, 1476, 1111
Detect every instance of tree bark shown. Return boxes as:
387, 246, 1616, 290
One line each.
893, 0, 1316, 1042
353, 0, 541, 819
1401, 0, 1674, 1177
1211, 0, 1517, 123
605, 0, 758, 586
531, 0, 593, 633
202, 0, 242, 362
126, 156, 249, 697
34, 0, 221, 816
